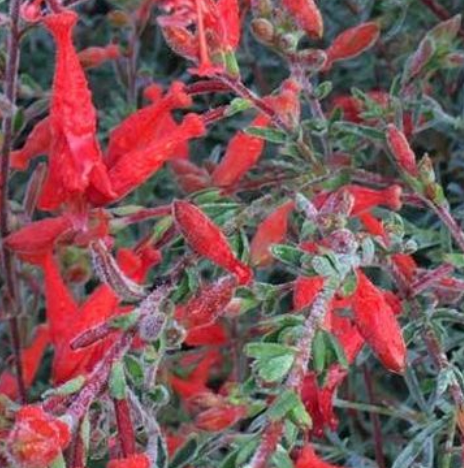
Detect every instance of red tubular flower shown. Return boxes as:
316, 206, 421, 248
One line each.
107, 453, 151, 468
175, 276, 237, 330
93, 114, 205, 203
386, 124, 419, 176
78, 43, 120, 69
301, 366, 347, 436
347, 184, 403, 214
38, 10, 114, 210
170, 159, 210, 193
293, 276, 325, 310
295, 444, 345, 468
0, 325, 50, 400
172, 200, 253, 285
170, 350, 221, 401
211, 113, 271, 188
281, 0, 323, 39
195, 404, 247, 431
184, 322, 228, 346
250, 201, 295, 267
106, 82, 192, 166
352, 270, 406, 373
4, 215, 74, 261
324, 22, 380, 70
7, 406, 71, 468
11, 117, 51, 170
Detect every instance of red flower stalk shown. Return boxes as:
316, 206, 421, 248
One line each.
10, 117, 51, 171
195, 403, 247, 431
386, 124, 419, 176
250, 201, 295, 267
107, 453, 151, 468
352, 270, 406, 373
78, 43, 121, 69
281, 0, 324, 39
172, 200, 253, 285
295, 444, 345, 468
38, 9, 114, 210
6, 406, 71, 468
175, 276, 237, 330
324, 22, 380, 70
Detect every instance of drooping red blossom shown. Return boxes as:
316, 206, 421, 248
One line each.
0, 325, 50, 399
37, 9, 114, 210
295, 444, 345, 468
386, 124, 419, 176
281, 0, 323, 38
106, 82, 192, 167
10, 117, 51, 171
324, 22, 380, 70
78, 43, 121, 69
175, 276, 237, 330
250, 201, 294, 267
170, 350, 222, 402
93, 114, 205, 203
107, 453, 151, 468
195, 403, 247, 431
352, 270, 406, 373
6, 406, 71, 468
301, 366, 347, 436
172, 200, 253, 285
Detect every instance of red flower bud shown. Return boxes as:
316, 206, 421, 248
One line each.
281, 0, 323, 39
175, 276, 237, 330
173, 200, 253, 285
386, 124, 419, 176
324, 22, 380, 70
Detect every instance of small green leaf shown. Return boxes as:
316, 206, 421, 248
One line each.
267, 390, 300, 421
246, 342, 296, 359
109, 361, 127, 399
255, 354, 295, 382
169, 437, 199, 468
245, 126, 288, 144
312, 330, 327, 373
225, 98, 252, 117
313, 81, 333, 100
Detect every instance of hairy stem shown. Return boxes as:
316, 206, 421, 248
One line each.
1, 0, 26, 403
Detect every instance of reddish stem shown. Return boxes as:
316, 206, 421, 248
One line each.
114, 398, 137, 457
0, 0, 26, 403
